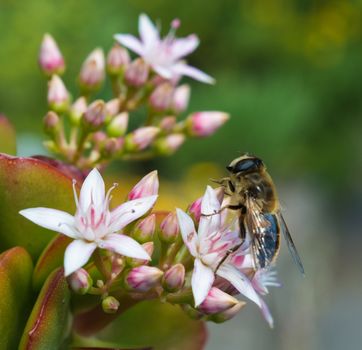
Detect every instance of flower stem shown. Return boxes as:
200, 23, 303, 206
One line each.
93, 249, 111, 281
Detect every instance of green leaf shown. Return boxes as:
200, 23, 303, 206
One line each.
0, 154, 78, 259
19, 268, 71, 350
0, 247, 33, 350
74, 301, 207, 350
0, 115, 16, 155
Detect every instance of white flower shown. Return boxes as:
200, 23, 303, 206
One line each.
115, 14, 214, 84
20, 169, 158, 276
176, 186, 276, 327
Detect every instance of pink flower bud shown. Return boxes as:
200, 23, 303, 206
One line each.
149, 83, 174, 112
107, 43, 130, 75
47, 75, 69, 112
83, 100, 106, 130
102, 296, 120, 314
187, 112, 229, 137
154, 134, 185, 156
125, 266, 163, 292
67, 268, 93, 295
105, 98, 120, 117
92, 131, 107, 149
172, 84, 190, 114
128, 170, 159, 200
126, 242, 154, 267
159, 116, 176, 132
125, 127, 159, 151
199, 287, 239, 314
79, 48, 105, 91
70, 97, 87, 125
159, 212, 179, 243
124, 58, 149, 87
162, 264, 185, 292
43, 111, 60, 135
39, 33, 65, 76
133, 214, 156, 243
107, 112, 128, 137
187, 196, 202, 223
209, 301, 246, 323
102, 137, 124, 157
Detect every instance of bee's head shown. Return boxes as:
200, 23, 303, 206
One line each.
226, 155, 265, 174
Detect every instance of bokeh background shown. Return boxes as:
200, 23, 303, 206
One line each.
1, 1, 362, 349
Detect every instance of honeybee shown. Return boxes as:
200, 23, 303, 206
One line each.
215, 154, 304, 274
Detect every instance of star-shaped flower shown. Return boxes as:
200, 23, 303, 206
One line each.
20, 169, 158, 276
115, 14, 214, 84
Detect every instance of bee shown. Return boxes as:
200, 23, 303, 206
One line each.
214, 154, 304, 274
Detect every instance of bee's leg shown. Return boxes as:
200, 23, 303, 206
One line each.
201, 204, 245, 217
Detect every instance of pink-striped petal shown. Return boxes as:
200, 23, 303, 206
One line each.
99, 233, 150, 260
64, 240, 97, 276
114, 34, 144, 56
176, 208, 198, 257
19, 207, 78, 239
192, 258, 215, 307
79, 168, 105, 213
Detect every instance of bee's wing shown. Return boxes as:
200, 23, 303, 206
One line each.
245, 197, 280, 270
278, 213, 305, 275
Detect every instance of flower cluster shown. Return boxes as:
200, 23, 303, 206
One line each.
40, 14, 229, 170
20, 169, 280, 327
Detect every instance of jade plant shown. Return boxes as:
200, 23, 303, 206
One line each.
0, 14, 281, 350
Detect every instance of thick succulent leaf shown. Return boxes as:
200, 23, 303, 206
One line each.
0, 247, 33, 350
0, 115, 16, 155
19, 268, 71, 350
0, 154, 78, 258
75, 301, 207, 350
33, 235, 72, 290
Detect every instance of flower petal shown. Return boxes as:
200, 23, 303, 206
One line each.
217, 263, 262, 308
64, 240, 97, 276
198, 186, 221, 246
176, 208, 198, 257
79, 168, 105, 213
171, 35, 199, 60
260, 298, 274, 328
99, 233, 150, 260
114, 34, 144, 56
19, 207, 78, 238
139, 13, 159, 49
192, 258, 215, 307
172, 63, 215, 84
152, 65, 173, 79
109, 195, 157, 232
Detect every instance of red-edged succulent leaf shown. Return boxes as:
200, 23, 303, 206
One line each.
0, 115, 16, 155
19, 268, 71, 350
75, 301, 207, 350
0, 247, 33, 349
0, 154, 78, 259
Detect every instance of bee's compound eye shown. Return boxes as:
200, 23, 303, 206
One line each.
231, 158, 263, 173
226, 166, 233, 171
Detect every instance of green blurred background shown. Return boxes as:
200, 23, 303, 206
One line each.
1, 1, 362, 349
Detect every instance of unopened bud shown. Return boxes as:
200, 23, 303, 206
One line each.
43, 111, 60, 135
102, 296, 120, 314
126, 242, 154, 267
187, 196, 202, 223
159, 212, 179, 243
124, 58, 149, 87
199, 287, 239, 315
154, 134, 185, 156
128, 170, 159, 200
159, 116, 176, 132
125, 266, 163, 292
92, 131, 107, 149
133, 214, 156, 243
39, 33, 65, 76
47, 75, 69, 112
67, 268, 93, 295
83, 100, 106, 130
209, 301, 246, 323
105, 98, 120, 118
101, 137, 124, 157
125, 127, 159, 151
149, 83, 174, 112
172, 84, 190, 114
79, 48, 105, 92
107, 112, 128, 137
107, 43, 130, 75
187, 112, 229, 137
162, 264, 185, 292
70, 97, 87, 125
